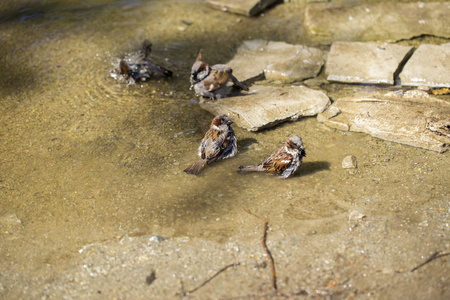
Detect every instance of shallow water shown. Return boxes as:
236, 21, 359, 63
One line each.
0, 0, 449, 298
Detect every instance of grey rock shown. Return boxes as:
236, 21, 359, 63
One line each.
206, 0, 280, 16
324, 105, 341, 119
305, 2, 450, 43
317, 90, 450, 153
227, 40, 325, 82
326, 42, 414, 85
303, 77, 329, 87
201, 85, 330, 131
342, 155, 357, 169
400, 43, 450, 88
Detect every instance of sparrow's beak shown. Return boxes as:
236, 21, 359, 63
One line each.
191, 71, 200, 83
301, 147, 306, 156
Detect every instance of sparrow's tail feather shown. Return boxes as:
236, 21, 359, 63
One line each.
241, 72, 265, 87
184, 159, 206, 175
238, 165, 264, 173
145, 60, 173, 78
195, 49, 203, 62
230, 75, 249, 91
143, 40, 152, 58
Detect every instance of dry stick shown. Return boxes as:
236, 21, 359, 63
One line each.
244, 208, 277, 291
411, 251, 450, 272
182, 262, 240, 296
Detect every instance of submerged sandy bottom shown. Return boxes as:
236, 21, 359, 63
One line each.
0, 0, 448, 298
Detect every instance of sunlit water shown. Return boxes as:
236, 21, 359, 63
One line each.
0, 0, 448, 292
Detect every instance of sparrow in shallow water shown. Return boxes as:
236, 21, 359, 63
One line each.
111, 40, 172, 84
184, 114, 237, 175
190, 49, 248, 100
238, 136, 306, 178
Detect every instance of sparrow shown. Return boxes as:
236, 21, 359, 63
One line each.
184, 114, 238, 175
238, 136, 306, 178
111, 40, 172, 84
190, 49, 249, 100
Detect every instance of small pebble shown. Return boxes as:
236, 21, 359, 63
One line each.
0, 214, 22, 226
348, 210, 366, 222
342, 155, 357, 169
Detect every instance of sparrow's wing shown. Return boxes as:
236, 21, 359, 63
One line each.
199, 128, 218, 160
262, 147, 293, 174
200, 128, 233, 164
143, 59, 173, 78
203, 65, 232, 91
119, 60, 131, 76
217, 129, 235, 157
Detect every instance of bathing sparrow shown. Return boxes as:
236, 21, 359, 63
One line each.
184, 114, 237, 175
190, 49, 248, 100
238, 136, 306, 178
112, 40, 172, 84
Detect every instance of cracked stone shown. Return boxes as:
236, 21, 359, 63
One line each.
326, 42, 414, 85
200, 85, 330, 131
227, 40, 325, 82
400, 43, 450, 88
305, 2, 450, 43
317, 90, 450, 153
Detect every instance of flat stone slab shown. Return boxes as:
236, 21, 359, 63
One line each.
200, 85, 330, 131
400, 43, 450, 88
305, 2, 450, 43
317, 90, 450, 153
206, 0, 279, 16
326, 42, 414, 85
227, 40, 325, 82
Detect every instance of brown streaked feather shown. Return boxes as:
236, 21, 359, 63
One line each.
215, 67, 232, 86
199, 128, 220, 160
204, 130, 226, 164
203, 69, 231, 91
263, 150, 293, 174
199, 127, 234, 165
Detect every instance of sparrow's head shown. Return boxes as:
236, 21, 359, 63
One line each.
211, 114, 233, 127
191, 61, 210, 83
287, 136, 306, 157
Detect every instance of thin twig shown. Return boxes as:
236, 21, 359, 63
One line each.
411, 251, 450, 272
244, 208, 277, 291
182, 262, 240, 296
